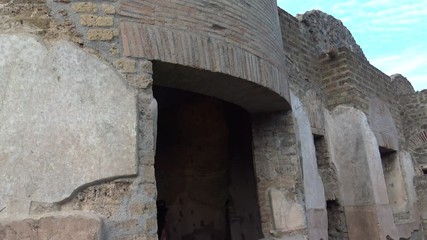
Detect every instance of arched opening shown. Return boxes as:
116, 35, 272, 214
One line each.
154, 86, 263, 240
152, 61, 291, 114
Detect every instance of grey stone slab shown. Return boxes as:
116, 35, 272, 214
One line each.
0, 35, 137, 216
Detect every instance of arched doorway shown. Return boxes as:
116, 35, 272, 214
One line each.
154, 86, 263, 240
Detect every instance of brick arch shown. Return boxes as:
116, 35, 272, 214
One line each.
408, 130, 427, 151
153, 61, 290, 113
118, 0, 291, 111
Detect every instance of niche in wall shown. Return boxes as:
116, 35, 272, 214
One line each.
380, 147, 410, 221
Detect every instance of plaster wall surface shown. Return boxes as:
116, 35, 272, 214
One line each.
0, 35, 137, 216
325, 106, 421, 239
395, 151, 422, 237
325, 106, 390, 239
291, 93, 327, 239
326, 106, 389, 206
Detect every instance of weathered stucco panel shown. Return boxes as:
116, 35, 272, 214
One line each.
325, 106, 421, 239
291, 93, 327, 239
368, 97, 399, 150
326, 106, 389, 206
0, 35, 137, 215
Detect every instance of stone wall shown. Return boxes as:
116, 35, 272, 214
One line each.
0, 1, 426, 240
45, 0, 291, 112
279, 9, 406, 151
400, 90, 427, 166
0, 2, 158, 239
317, 48, 403, 150
117, 0, 291, 105
278, 7, 424, 240
297, 10, 366, 60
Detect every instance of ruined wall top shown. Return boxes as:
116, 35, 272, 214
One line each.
297, 10, 366, 60
391, 74, 416, 95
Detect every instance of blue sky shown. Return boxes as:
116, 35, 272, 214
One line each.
277, 0, 427, 91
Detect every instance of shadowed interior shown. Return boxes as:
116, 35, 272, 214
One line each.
154, 86, 263, 240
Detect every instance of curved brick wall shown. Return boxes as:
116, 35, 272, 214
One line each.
401, 91, 427, 152
118, 0, 290, 107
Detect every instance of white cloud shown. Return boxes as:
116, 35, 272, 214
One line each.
371, 47, 427, 91
277, 0, 427, 90
331, 0, 358, 14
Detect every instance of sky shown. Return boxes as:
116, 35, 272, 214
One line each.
277, 0, 427, 91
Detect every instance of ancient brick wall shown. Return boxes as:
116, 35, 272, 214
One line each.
318, 48, 404, 150
279, 10, 406, 150
278, 9, 328, 137
392, 74, 416, 96
400, 90, 427, 169
278, 8, 424, 239
279, 9, 320, 98
318, 49, 358, 110
400, 91, 427, 147
117, 0, 291, 107
0, 1, 426, 240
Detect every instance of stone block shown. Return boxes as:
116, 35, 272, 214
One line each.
269, 188, 306, 232
102, 4, 116, 14
115, 59, 136, 73
140, 59, 153, 74
23, 18, 51, 29
130, 202, 145, 216
144, 184, 157, 199
143, 166, 156, 183
127, 73, 153, 89
0, 212, 103, 240
88, 29, 115, 40
112, 219, 140, 231
81, 15, 113, 27
72, 2, 98, 13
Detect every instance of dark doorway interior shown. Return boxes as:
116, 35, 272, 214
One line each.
154, 86, 262, 240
